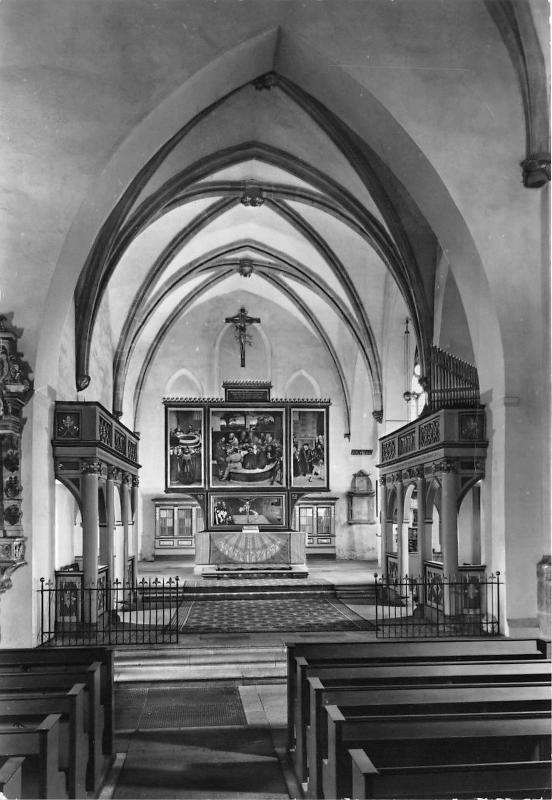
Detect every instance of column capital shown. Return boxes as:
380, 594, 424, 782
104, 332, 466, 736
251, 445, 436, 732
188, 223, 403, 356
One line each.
434, 459, 457, 475
107, 466, 120, 481
378, 476, 387, 487
81, 459, 103, 475
121, 471, 133, 486
131, 475, 140, 488
411, 465, 425, 480
372, 410, 383, 424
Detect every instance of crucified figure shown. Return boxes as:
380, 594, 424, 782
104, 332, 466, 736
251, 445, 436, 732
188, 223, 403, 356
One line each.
225, 307, 261, 367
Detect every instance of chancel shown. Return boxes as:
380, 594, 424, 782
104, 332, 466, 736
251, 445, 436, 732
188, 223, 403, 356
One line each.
0, 2, 550, 799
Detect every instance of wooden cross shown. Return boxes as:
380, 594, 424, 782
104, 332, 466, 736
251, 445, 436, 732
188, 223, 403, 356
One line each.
225, 307, 261, 367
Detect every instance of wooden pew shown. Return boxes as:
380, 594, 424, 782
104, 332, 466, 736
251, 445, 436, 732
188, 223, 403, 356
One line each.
287, 637, 548, 750
0, 682, 88, 799
323, 708, 552, 799
0, 713, 68, 799
286, 637, 548, 751
306, 682, 551, 798
0, 646, 114, 756
0, 757, 25, 800
349, 749, 552, 799
0, 664, 105, 793
301, 659, 552, 790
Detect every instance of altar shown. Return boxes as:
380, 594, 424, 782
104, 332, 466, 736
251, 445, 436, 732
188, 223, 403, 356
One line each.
160, 381, 328, 573
193, 526, 306, 575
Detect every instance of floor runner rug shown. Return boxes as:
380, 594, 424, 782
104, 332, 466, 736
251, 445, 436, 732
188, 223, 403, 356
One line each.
176, 596, 375, 633
113, 727, 289, 799
116, 685, 247, 731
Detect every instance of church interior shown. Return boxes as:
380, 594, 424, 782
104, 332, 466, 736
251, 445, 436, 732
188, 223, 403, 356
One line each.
0, 1, 550, 798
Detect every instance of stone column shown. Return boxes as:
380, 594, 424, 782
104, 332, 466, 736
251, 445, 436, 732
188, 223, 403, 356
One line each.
103, 467, 117, 582
439, 460, 460, 578
396, 476, 407, 578
415, 466, 431, 568
379, 477, 391, 576
471, 482, 482, 564
132, 475, 140, 575
81, 460, 102, 623
121, 473, 132, 585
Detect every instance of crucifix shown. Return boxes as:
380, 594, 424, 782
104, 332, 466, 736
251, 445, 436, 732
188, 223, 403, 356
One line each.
225, 306, 261, 367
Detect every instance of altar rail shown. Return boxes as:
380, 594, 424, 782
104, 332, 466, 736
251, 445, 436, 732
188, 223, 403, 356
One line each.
39, 577, 181, 646
374, 570, 501, 638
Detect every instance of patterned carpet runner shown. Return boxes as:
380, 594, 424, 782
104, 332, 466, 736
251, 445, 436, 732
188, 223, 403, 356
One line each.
175, 596, 375, 633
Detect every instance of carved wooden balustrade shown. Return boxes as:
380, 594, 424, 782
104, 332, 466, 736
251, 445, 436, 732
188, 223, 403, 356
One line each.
53, 401, 140, 486
378, 407, 487, 470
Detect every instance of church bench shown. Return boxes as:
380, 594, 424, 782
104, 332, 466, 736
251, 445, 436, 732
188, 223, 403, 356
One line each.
0, 682, 88, 799
305, 682, 551, 798
323, 707, 552, 800
0, 646, 114, 756
286, 637, 547, 750
298, 659, 552, 787
0, 713, 68, 799
0, 663, 105, 793
349, 749, 552, 800
0, 757, 25, 800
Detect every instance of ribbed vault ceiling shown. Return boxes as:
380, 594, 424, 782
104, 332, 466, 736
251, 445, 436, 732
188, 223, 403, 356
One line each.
78, 76, 442, 425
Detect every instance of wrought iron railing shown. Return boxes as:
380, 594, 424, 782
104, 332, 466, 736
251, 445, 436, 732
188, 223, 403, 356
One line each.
39, 576, 181, 646
374, 571, 501, 639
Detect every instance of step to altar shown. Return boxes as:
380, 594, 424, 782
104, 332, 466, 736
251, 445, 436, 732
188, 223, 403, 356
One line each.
335, 582, 378, 604
181, 580, 335, 601
114, 644, 287, 682
199, 564, 309, 580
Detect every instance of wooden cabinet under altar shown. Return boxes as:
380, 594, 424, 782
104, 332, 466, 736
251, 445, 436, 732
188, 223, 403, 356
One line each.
293, 495, 338, 557
153, 497, 200, 555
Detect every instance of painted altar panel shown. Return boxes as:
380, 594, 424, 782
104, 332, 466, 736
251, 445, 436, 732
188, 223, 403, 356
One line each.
291, 408, 328, 489
166, 407, 204, 489
210, 493, 286, 529
209, 408, 285, 488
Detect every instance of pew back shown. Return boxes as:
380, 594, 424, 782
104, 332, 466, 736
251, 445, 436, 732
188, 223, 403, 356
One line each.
324, 707, 552, 799
0, 757, 24, 800
287, 637, 547, 749
0, 683, 88, 799
349, 749, 552, 800
0, 713, 68, 799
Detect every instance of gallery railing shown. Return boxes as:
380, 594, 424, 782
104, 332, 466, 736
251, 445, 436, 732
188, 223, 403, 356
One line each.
39, 576, 181, 646
374, 571, 501, 639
